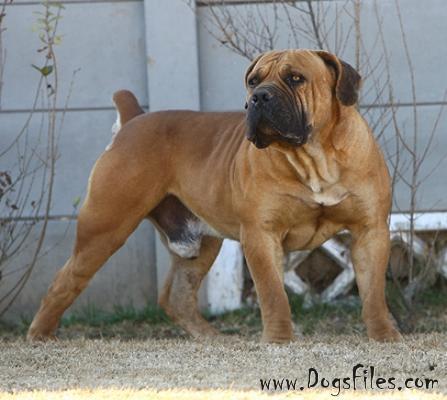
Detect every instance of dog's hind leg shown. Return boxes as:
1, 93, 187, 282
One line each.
159, 236, 223, 338
27, 151, 166, 341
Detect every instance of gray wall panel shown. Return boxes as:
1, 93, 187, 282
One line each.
0, 219, 157, 322
197, 1, 447, 108
378, 105, 447, 212
197, 6, 263, 112
1, 2, 147, 110
1, 109, 130, 216
144, 0, 200, 111
357, 0, 447, 105
11, 0, 143, 3
1, 0, 158, 320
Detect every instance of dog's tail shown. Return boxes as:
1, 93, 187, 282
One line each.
111, 90, 144, 134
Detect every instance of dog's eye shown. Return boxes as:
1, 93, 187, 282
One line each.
289, 74, 305, 85
248, 77, 258, 87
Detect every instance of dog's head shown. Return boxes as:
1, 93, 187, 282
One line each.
244, 49, 361, 149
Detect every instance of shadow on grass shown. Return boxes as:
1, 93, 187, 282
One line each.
1, 285, 445, 340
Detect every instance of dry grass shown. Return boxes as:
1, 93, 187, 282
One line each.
1, 291, 446, 399
0, 333, 446, 399
0, 388, 446, 400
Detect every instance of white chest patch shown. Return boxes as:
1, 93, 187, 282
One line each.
310, 184, 349, 207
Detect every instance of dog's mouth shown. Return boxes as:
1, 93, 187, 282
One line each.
245, 91, 311, 149
246, 114, 311, 149
248, 132, 271, 149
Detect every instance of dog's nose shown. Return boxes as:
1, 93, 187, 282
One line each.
251, 88, 272, 105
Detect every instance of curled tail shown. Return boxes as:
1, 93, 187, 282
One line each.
111, 90, 144, 134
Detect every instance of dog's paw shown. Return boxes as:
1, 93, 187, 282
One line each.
26, 329, 58, 343
261, 335, 296, 344
261, 329, 296, 344
368, 324, 402, 343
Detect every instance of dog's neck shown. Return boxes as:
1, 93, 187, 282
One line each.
269, 121, 349, 206
298, 139, 339, 187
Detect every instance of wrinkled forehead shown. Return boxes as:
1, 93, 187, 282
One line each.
254, 50, 328, 80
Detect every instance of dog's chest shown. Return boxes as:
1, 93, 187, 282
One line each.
307, 184, 349, 207
282, 195, 347, 251
277, 183, 349, 251
284, 145, 349, 206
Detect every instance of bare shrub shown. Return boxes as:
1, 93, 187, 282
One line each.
0, 0, 71, 315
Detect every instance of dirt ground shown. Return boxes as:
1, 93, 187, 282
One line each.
1, 332, 446, 399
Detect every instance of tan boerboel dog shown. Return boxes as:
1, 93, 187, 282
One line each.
27, 50, 401, 343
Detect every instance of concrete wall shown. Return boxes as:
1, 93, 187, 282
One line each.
1, 0, 446, 321
0, 0, 155, 321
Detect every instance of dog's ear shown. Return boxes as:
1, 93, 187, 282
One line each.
244, 53, 264, 87
315, 51, 361, 106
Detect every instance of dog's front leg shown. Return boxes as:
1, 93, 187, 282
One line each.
350, 223, 402, 342
241, 227, 294, 343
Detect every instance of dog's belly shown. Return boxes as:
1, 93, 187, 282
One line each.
149, 192, 345, 258
166, 219, 222, 259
